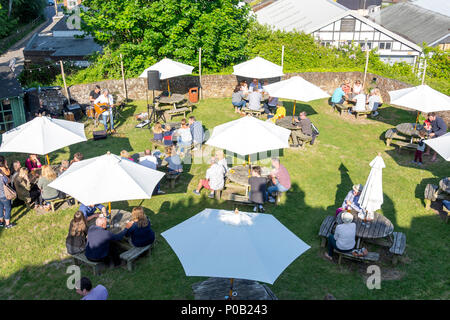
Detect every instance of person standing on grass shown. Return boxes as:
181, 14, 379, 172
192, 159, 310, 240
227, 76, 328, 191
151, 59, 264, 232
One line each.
267, 158, 291, 203
424, 113, 447, 162
193, 157, 225, 198
76, 277, 108, 300
412, 130, 427, 166
0, 168, 14, 229
324, 211, 356, 261
249, 166, 267, 213
175, 118, 192, 155
188, 116, 204, 151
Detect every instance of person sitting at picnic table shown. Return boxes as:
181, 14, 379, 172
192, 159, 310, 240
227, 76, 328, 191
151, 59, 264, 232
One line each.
66, 211, 88, 255
14, 167, 40, 207
79, 203, 107, 223
247, 87, 263, 111
324, 211, 356, 261
70, 152, 84, 166
232, 85, 247, 113
330, 84, 348, 106
152, 122, 164, 143
269, 102, 286, 123
175, 118, 192, 155
120, 150, 134, 162
263, 94, 279, 115
350, 92, 367, 114
423, 119, 432, 135
367, 88, 382, 116
58, 160, 69, 176
124, 206, 155, 248
215, 150, 228, 175
37, 165, 61, 210
292, 111, 314, 147
164, 146, 183, 174
267, 158, 291, 203
249, 166, 267, 213
162, 124, 175, 146
85, 216, 130, 267
424, 112, 448, 162
336, 184, 363, 215
189, 116, 204, 151
76, 277, 108, 300
193, 157, 225, 198
249, 78, 262, 92
9, 160, 21, 186
351, 80, 362, 99
25, 154, 42, 172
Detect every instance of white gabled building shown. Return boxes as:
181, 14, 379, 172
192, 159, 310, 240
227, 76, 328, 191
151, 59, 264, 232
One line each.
255, 0, 422, 66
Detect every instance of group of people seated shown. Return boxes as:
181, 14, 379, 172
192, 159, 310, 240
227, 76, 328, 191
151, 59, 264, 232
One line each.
232, 79, 280, 116
152, 116, 204, 156
66, 206, 155, 267
0, 153, 85, 226
331, 80, 383, 116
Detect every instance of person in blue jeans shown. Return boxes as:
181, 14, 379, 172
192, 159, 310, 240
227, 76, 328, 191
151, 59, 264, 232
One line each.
94, 89, 115, 133
231, 85, 247, 112
266, 158, 291, 203
0, 173, 14, 229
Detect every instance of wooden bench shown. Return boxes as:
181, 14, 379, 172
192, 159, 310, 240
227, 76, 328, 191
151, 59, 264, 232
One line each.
47, 197, 78, 212
72, 252, 102, 275
333, 103, 350, 115
120, 244, 152, 271
352, 110, 372, 119
318, 216, 336, 247
242, 108, 263, 118
391, 140, 418, 154
335, 250, 380, 265
166, 172, 181, 189
214, 189, 223, 201
389, 231, 406, 265
227, 193, 254, 206
164, 107, 190, 121
424, 183, 450, 210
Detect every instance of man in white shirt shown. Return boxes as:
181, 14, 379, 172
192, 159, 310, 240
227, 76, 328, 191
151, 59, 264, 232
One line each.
94, 89, 115, 133
192, 157, 225, 198
139, 149, 158, 170
351, 93, 367, 113
248, 90, 263, 111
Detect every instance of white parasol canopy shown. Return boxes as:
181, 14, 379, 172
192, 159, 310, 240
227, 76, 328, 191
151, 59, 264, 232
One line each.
48, 152, 165, 205
0, 116, 86, 155
139, 58, 194, 80
388, 85, 450, 113
263, 76, 330, 102
161, 208, 310, 284
232, 57, 284, 79
424, 133, 450, 161
205, 116, 291, 156
358, 155, 386, 214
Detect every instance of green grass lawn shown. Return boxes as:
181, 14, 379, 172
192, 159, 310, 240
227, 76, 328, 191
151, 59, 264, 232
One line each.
0, 98, 448, 300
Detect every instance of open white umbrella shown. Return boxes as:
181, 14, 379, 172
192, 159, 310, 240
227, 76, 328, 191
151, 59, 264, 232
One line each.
388, 85, 450, 113
358, 155, 386, 219
232, 57, 284, 79
205, 116, 291, 156
0, 116, 87, 164
161, 208, 310, 286
424, 133, 450, 161
49, 152, 165, 207
139, 58, 194, 95
263, 76, 330, 116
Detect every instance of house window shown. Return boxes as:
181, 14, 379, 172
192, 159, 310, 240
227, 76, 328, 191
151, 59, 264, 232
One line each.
379, 42, 392, 50
340, 19, 355, 32
0, 100, 14, 133
320, 41, 332, 47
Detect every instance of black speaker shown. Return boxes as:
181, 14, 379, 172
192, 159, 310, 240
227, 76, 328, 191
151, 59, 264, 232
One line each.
147, 70, 160, 90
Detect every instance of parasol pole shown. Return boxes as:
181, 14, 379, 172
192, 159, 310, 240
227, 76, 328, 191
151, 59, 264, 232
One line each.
228, 278, 234, 300
108, 202, 111, 214
292, 100, 297, 123
46, 154, 50, 165
411, 59, 427, 142
167, 79, 171, 97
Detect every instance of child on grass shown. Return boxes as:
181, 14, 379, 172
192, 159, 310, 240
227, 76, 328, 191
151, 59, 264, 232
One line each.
412, 130, 427, 166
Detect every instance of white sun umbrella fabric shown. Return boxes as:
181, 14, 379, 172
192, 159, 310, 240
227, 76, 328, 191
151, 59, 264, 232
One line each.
161, 208, 310, 284
263, 76, 330, 102
0, 116, 86, 155
232, 57, 284, 79
388, 85, 450, 113
358, 155, 386, 215
424, 133, 450, 161
205, 116, 291, 156
48, 153, 165, 205
139, 58, 194, 80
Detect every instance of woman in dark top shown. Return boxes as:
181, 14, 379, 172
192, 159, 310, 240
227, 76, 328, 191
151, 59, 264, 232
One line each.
248, 166, 267, 213
66, 211, 88, 255
125, 206, 155, 247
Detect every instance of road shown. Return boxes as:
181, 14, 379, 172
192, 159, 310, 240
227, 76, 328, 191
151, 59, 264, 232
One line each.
0, 4, 62, 76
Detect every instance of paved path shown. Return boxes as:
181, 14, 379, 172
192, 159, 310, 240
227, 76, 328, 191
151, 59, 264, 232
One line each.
0, 5, 61, 77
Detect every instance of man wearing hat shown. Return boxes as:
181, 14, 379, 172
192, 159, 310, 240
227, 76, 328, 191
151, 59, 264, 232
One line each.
337, 184, 363, 216
325, 211, 356, 261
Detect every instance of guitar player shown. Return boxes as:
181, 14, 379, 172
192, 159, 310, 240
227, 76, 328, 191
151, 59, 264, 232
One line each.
94, 89, 116, 134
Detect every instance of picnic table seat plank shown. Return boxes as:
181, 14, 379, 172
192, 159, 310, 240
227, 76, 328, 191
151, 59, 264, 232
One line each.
318, 216, 336, 247
72, 252, 101, 275
335, 250, 380, 265
389, 231, 406, 265
119, 244, 152, 271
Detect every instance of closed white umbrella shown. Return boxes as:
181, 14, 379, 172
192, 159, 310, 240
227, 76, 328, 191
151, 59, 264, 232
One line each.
49, 152, 165, 206
139, 58, 194, 95
388, 85, 450, 113
232, 57, 284, 79
358, 155, 386, 219
424, 133, 450, 161
0, 116, 87, 163
161, 208, 310, 285
205, 116, 291, 156
263, 76, 330, 116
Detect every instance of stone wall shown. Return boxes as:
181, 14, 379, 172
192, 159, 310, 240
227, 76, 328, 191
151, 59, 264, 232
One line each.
67, 72, 449, 124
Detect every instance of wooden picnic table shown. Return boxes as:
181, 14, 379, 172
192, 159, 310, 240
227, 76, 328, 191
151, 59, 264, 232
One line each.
336, 210, 394, 248
395, 123, 424, 138
275, 116, 302, 130
226, 165, 271, 187
155, 94, 186, 110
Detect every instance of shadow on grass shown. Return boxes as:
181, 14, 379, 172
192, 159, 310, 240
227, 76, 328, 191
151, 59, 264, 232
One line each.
384, 149, 450, 177
282, 101, 317, 116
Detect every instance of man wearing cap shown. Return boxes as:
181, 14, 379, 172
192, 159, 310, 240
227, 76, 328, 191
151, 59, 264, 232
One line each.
338, 184, 363, 215
325, 211, 356, 261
